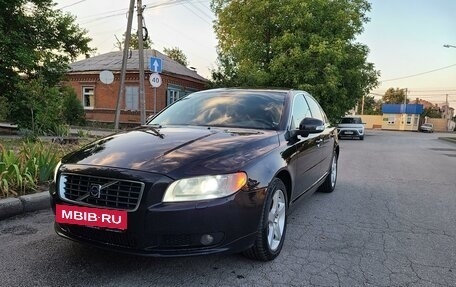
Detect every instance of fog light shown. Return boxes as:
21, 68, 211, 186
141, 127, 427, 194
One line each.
200, 234, 214, 245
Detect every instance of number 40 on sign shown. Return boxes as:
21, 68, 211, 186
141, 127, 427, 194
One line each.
149, 73, 162, 88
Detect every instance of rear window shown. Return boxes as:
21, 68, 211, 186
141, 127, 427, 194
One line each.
341, 117, 362, 124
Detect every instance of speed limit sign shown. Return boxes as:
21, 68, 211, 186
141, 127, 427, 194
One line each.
149, 73, 162, 87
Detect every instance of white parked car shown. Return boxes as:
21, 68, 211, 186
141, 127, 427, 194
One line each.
337, 116, 365, 140
420, 123, 434, 133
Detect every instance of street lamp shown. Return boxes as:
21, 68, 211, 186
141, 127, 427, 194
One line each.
443, 44, 456, 48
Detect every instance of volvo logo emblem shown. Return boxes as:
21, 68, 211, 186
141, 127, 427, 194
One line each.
75, 181, 119, 202
90, 184, 102, 198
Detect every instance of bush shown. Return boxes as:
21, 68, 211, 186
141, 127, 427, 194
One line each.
0, 96, 9, 121
9, 80, 86, 135
61, 86, 86, 126
0, 141, 62, 198
48, 124, 70, 137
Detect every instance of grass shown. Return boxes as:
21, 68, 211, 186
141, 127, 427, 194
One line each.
0, 138, 93, 199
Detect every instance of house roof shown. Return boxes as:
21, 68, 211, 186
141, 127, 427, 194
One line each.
69, 49, 207, 82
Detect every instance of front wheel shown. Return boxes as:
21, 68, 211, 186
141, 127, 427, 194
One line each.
243, 178, 288, 261
318, 152, 338, 193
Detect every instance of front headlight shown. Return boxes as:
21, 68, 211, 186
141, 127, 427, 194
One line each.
53, 161, 62, 182
163, 172, 248, 202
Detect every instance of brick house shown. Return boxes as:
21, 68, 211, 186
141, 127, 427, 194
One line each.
66, 49, 208, 125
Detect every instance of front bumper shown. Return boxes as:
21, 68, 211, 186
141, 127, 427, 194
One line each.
50, 166, 266, 257
337, 128, 364, 137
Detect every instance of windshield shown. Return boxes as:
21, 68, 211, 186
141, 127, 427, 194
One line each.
149, 90, 286, 130
341, 117, 362, 124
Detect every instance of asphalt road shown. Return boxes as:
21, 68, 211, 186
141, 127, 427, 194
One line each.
1, 130, 455, 287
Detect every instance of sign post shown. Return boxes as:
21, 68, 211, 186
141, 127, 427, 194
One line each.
149, 72, 162, 115
149, 57, 163, 116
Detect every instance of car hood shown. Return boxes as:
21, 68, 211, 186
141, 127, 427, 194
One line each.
62, 126, 280, 178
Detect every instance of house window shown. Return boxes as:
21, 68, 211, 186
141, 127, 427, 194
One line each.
167, 85, 183, 106
406, 115, 412, 125
125, 86, 139, 111
388, 115, 395, 124
83, 86, 94, 109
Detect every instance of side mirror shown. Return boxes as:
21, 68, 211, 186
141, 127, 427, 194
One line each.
299, 118, 325, 133
286, 118, 325, 140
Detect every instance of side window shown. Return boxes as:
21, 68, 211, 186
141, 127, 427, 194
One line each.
305, 95, 325, 122
291, 94, 311, 130
82, 86, 94, 109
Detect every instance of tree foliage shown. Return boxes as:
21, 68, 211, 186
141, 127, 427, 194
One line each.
11, 78, 83, 134
163, 47, 188, 66
61, 85, 86, 126
210, 0, 379, 120
114, 31, 153, 50
357, 95, 382, 115
0, 0, 93, 129
382, 88, 408, 104
421, 107, 441, 119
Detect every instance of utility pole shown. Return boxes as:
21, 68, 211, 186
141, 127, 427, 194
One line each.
114, 0, 135, 130
361, 94, 365, 115
137, 0, 146, 125
404, 88, 408, 105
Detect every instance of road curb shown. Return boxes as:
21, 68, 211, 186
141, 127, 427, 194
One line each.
0, 192, 50, 220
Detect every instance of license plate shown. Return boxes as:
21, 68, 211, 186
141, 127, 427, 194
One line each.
344, 131, 353, 135
56, 204, 127, 230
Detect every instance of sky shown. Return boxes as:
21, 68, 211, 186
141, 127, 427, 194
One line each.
54, 0, 456, 108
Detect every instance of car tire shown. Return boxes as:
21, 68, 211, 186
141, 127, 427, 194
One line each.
243, 178, 288, 261
318, 152, 338, 193
360, 135, 364, 140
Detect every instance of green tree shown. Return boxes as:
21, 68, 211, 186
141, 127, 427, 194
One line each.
210, 0, 379, 120
0, 0, 93, 127
357, 95, 382, 115
163, 47, 188, 66
12, 77, 64, 134
421, 107, 441, 119
382, 88, 408, 104
61, 85, 86, 126
115, 32, 153, 50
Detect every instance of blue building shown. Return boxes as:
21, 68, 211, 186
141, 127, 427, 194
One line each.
381, 104, 424, 131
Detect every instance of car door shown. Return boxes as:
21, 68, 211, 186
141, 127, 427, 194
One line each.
304, 94, 335, 180
287, 94, 321, 201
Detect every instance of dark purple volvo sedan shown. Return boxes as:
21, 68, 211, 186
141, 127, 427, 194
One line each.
50, 88, 339, 261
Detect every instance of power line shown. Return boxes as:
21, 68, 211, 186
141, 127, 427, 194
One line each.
381, 64, 456, 82
182, 3, 213, 25
408, 89, 456, 93
57, 0, 88, 10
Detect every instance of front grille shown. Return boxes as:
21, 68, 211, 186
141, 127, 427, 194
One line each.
59, 173, 144, 211
66, 225, 137, 248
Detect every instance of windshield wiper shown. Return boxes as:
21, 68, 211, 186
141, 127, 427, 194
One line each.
142, 124, 164, 139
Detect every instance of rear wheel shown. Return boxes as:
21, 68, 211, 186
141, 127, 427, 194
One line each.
243, 178, 288, 261
319, 152, 338, 193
